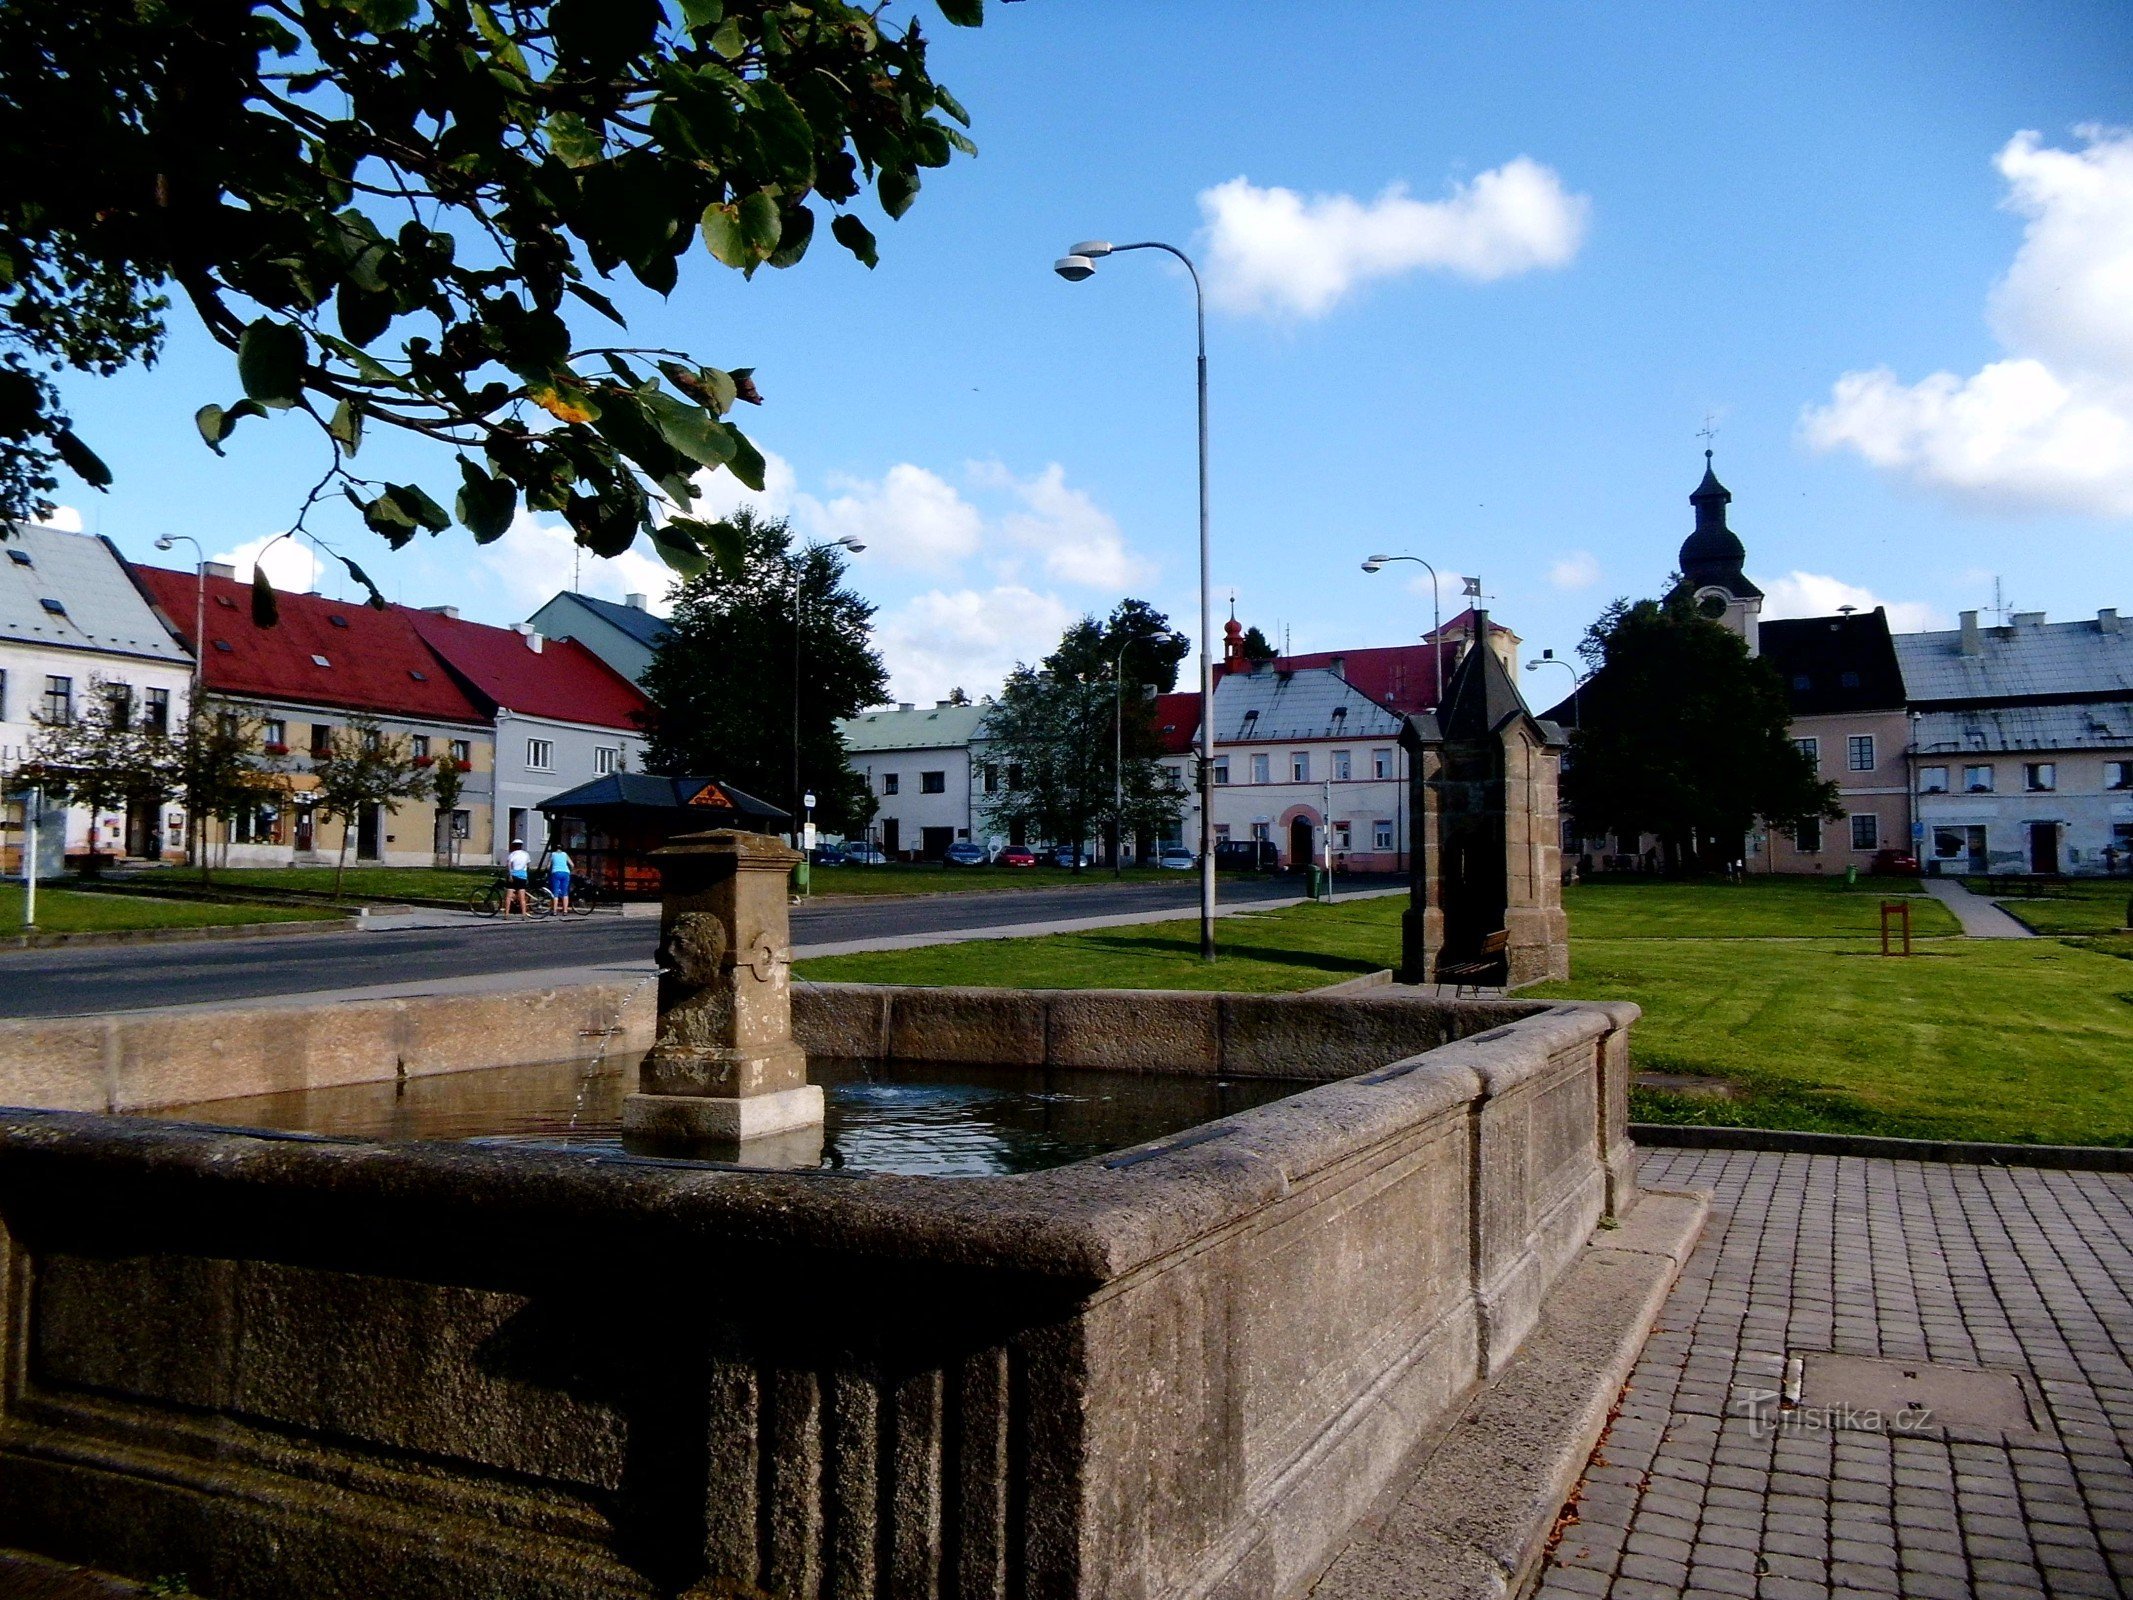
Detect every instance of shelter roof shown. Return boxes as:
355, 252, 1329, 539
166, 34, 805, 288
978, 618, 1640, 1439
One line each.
409, 609, 647, 731
538, 771, 790, 825
132, 563, 489, 725
0, 525, 192, 665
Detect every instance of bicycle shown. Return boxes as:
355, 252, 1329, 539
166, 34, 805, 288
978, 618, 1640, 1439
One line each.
468, 873, 600, 917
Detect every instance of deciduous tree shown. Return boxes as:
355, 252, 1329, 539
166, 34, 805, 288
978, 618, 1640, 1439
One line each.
27, 677, 182, 872
308, 714, 433, 897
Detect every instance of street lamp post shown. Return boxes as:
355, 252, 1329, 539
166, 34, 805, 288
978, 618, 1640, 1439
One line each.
791, 535, 865, 858
154, 534, 207, 868
1361, 553, 1445, 697
1112, 636, 1138, 879
1525, 650, 1582, 729
1057, 238, 1217, 958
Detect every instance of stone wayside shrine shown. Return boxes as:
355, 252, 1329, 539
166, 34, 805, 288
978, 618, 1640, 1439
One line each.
620, 827, 824, 1158
1400, 611, 1572, 987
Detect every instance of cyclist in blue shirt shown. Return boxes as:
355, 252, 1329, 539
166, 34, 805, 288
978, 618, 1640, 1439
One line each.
546, 845, 573, 914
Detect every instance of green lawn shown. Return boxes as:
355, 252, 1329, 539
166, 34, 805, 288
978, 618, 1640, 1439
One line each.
804, 863, 1205, 897
1964, 878, 2133, 936
799, 875, 2133, 1146
197, 866, 497, 901
1, 885, 336, 934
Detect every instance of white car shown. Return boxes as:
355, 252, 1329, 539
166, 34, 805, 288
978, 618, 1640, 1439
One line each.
842, 842, 889, 865
1157, 846, 1196, 870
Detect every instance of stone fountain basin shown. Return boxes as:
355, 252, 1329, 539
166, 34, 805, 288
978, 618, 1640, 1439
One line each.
0, 983, 1637, 1600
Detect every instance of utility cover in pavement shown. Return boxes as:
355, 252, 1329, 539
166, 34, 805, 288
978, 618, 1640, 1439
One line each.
1794, 1352, 2034, 1432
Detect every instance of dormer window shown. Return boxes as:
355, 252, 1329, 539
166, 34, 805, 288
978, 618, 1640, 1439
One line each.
7, 549, 30, 567
39, 597, 65, 616
213, 639, 232, 652
311, 653, 331, 668
409, 669, 428, 682
214, 594, 237, 608
329, 615, 349, 628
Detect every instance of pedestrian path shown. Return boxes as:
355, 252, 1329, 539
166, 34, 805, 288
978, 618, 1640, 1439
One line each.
1531, 1149, 2133, 1599
1919, 878, 2036, 939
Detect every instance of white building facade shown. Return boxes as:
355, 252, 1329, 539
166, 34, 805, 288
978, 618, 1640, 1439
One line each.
836, 701, 991, 860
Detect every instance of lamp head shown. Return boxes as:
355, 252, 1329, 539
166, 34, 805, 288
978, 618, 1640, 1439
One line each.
1054, 255, 1097, 283
1360, 558, 1384, 573
1069, 240, 1114, 259
837, 536, 866, 554
154, 535, 176, 551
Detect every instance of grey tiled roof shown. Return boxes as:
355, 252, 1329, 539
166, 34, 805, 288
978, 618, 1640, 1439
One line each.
0, 524, 191, 663
1915, 701, 2133, 755
838, 701, 992, 753
1214, 665, 1404, 743
1893, 612, 2133, 703
550, 591, 670, 648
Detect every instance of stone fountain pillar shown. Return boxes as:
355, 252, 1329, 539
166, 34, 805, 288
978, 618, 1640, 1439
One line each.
620, 829, 822, 1152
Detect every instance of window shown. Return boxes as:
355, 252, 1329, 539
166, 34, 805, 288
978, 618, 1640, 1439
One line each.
39, 597, 66, 617
1333, 821, 1352, 850
1250, 753, 1270, 784
1374, 820, 1395, 851
310, 654, 331, 668
361, 727, 381, 753
2109, 761, 2133, 791
1211, 756, 1230, 785
1250, 822, 1271, 842
882, 773, 900, 795
310, 723, 333, 757
144, 687, 170, 733
102, 683, 132, 727
920, 770, 946, 794
1919, 766, 1948, 794
411, 735, 431, 759
328, 614, 349, 629
1963, 764, 1994, 793
0, 669, 7, 720
1850, 813, 1879, 850
1794, 817, 1823, 853
1372, 748, 1394, 779
262, 719, 286, 749
41, 675, 72, 723
5, 548, 28, 566
1333, 750, 1352, 781
1290, 752, 1309, 782
449, 739, 471, 766
594, 746, 621, 775
2023, 762, 2056, 792
451, 810, 471, 840
1794, 737, 1819, 763
526, 738, 554, 771
982, 762, 999, 794
1847, 735, 1875, 771
1006, 764, 1023, 790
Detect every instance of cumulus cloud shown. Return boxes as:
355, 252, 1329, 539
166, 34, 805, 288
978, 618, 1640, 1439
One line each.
970, 460, 1154, 589
802, 464, 984, 571
1760, 570, 1944, 634
873, 586, 1079, 706
32, 505, 84, 533
1198, 158, 1591, 319
1802, 126, 2133, 517
1547, 551, 1602, 590
688, 447, 799, 522
480, 509, 678, 617
212, 532, 324, 595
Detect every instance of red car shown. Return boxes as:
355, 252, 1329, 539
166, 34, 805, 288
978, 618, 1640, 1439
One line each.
1870, 848, 1921, 876
999, 845, 1040, 868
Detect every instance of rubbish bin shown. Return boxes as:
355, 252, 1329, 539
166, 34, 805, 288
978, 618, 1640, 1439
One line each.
793, 860, 811, 897
1844, 864, 1857, 887
1307, 865, 1327, 900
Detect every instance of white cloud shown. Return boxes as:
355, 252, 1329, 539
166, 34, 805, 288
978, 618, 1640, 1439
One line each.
480, 509, 679, 617
687, 447, 799, 523
1547, 551, 1602, 590
873, 586, 1078, 706
1802, 127, 2133, 517
32, 505, 84, 533
800, 463, 984, 571
970, 460, 1154, 589
1198, 158, 1591, 319
1759, 570, 1945, 634
212, 532, 324, 594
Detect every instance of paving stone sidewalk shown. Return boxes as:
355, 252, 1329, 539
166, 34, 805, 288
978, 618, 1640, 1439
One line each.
1533, 1150, 2133, 1599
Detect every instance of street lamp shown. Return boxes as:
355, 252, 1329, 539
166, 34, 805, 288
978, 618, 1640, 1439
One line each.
1057, 237, 1217, 959
792, 535, 865, 857
1361, 553, 1445, 702
1525, 650, 1582, 729
154, 533, 207, 867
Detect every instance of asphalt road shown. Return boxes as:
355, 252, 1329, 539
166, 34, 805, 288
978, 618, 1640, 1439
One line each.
0, 875, 1313, 1019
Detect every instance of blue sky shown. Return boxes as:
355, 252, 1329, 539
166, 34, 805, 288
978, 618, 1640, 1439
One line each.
43, 0, 2133, 703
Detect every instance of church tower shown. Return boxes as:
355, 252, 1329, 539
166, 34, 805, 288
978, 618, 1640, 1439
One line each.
1675, 451, 1762, 655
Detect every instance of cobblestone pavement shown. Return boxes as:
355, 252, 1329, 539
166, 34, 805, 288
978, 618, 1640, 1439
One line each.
1533, 1150, 2133, 1600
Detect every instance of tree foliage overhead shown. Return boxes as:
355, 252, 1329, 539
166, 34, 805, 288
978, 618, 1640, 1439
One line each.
0, 0, 980, 595
637, 508, 885, 835
1565, 594, 1841, 873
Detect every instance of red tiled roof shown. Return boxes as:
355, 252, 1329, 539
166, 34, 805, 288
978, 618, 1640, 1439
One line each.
1152, 691, 1201, 755
1251, 643, 1457, 716
133, 565, 489, 726
409, 609, 648, 731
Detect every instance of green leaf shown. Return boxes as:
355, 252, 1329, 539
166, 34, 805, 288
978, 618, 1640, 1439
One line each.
339, 555, 388, 610
336, 284, 394, 347
468, 2, 530, 73
315, 333, 406, 387
642, 389, 736, 468
701, 202, 747, 269
678, 0, 723, 27
879, 168, 920, 220
545, 111, 605, 169
766, 204, 814, 270
564, 281, 628, 326
52, 428, 111, 490
749, 82, 816, 186
935, 84, 972, 127
831, 213, 878, 268
328, 399, 363, 456
454, 456, 518, 543
647, 520, 711, 578
737, 191, 782, 258
667, 515, 746, 579
724, 425, 768, 492
935, 0, 983, 24
387, 483, 453, 533
251, 567, 280, 629
710, 15, 745, 57
193, 400, 266, 456
659, 361, 736, 414
238, 320, 306, 410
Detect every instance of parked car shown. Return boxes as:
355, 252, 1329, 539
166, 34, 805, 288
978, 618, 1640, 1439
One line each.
841, 842, 888, 865
943, 840, 988, 867
1156, 845, 1197, 870
1213, 839, 1281, 872
1870, 848, 1921, 876
808, 844, 848, 868
1051, 845, 1093, 868
999, 845, 1040, 868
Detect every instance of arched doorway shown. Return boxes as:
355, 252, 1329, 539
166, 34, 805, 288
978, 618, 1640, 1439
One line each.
1289, 815, 1314, 870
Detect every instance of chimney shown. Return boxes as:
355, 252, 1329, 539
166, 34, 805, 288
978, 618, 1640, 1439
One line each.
1959, 610, 1981, 656
624, 593, 649, 611
2101, 608, 2121, 634
898, 701, 914, 711
203, 562, 237, 580
2013, 610, 2046, 628
515, 622, 544, 653
422, 604, 459, 619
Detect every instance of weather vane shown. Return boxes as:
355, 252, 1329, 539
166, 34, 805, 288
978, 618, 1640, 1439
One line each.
1697, 413, 1720, 454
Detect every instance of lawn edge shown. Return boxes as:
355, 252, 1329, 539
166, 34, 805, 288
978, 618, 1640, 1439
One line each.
1631, 1122, 2133, 1171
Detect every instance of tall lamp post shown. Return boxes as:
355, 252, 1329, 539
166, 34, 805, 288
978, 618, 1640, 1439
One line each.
1056, 238, 1217, 959
1361, 553, 1445, 698
154, 534, 207, 868
791, 535, 865, 856
1525, 650, 1582, 730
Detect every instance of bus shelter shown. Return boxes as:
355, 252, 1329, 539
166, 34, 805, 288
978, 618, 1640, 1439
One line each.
539, 774, 791, 899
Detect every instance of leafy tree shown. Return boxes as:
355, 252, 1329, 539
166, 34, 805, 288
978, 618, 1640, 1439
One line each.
1237, 624, 1277, 668
0, 0, 981, 593
427, 741, 468, 865
1565, 595, 1841, 874
180, 700, 290, 877
638, 508, 884, 835
308, 714, 433, 897
27, 677, 182, 872
980, 603, 1188, 873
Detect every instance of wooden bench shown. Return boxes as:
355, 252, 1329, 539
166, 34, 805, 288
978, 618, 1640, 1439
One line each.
1438, 929, 1509, 996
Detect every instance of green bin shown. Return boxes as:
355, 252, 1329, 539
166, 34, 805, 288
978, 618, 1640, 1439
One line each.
1844, 864, 1857, 887
793, 860, 811, 897
1307, 865, 1327, 899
